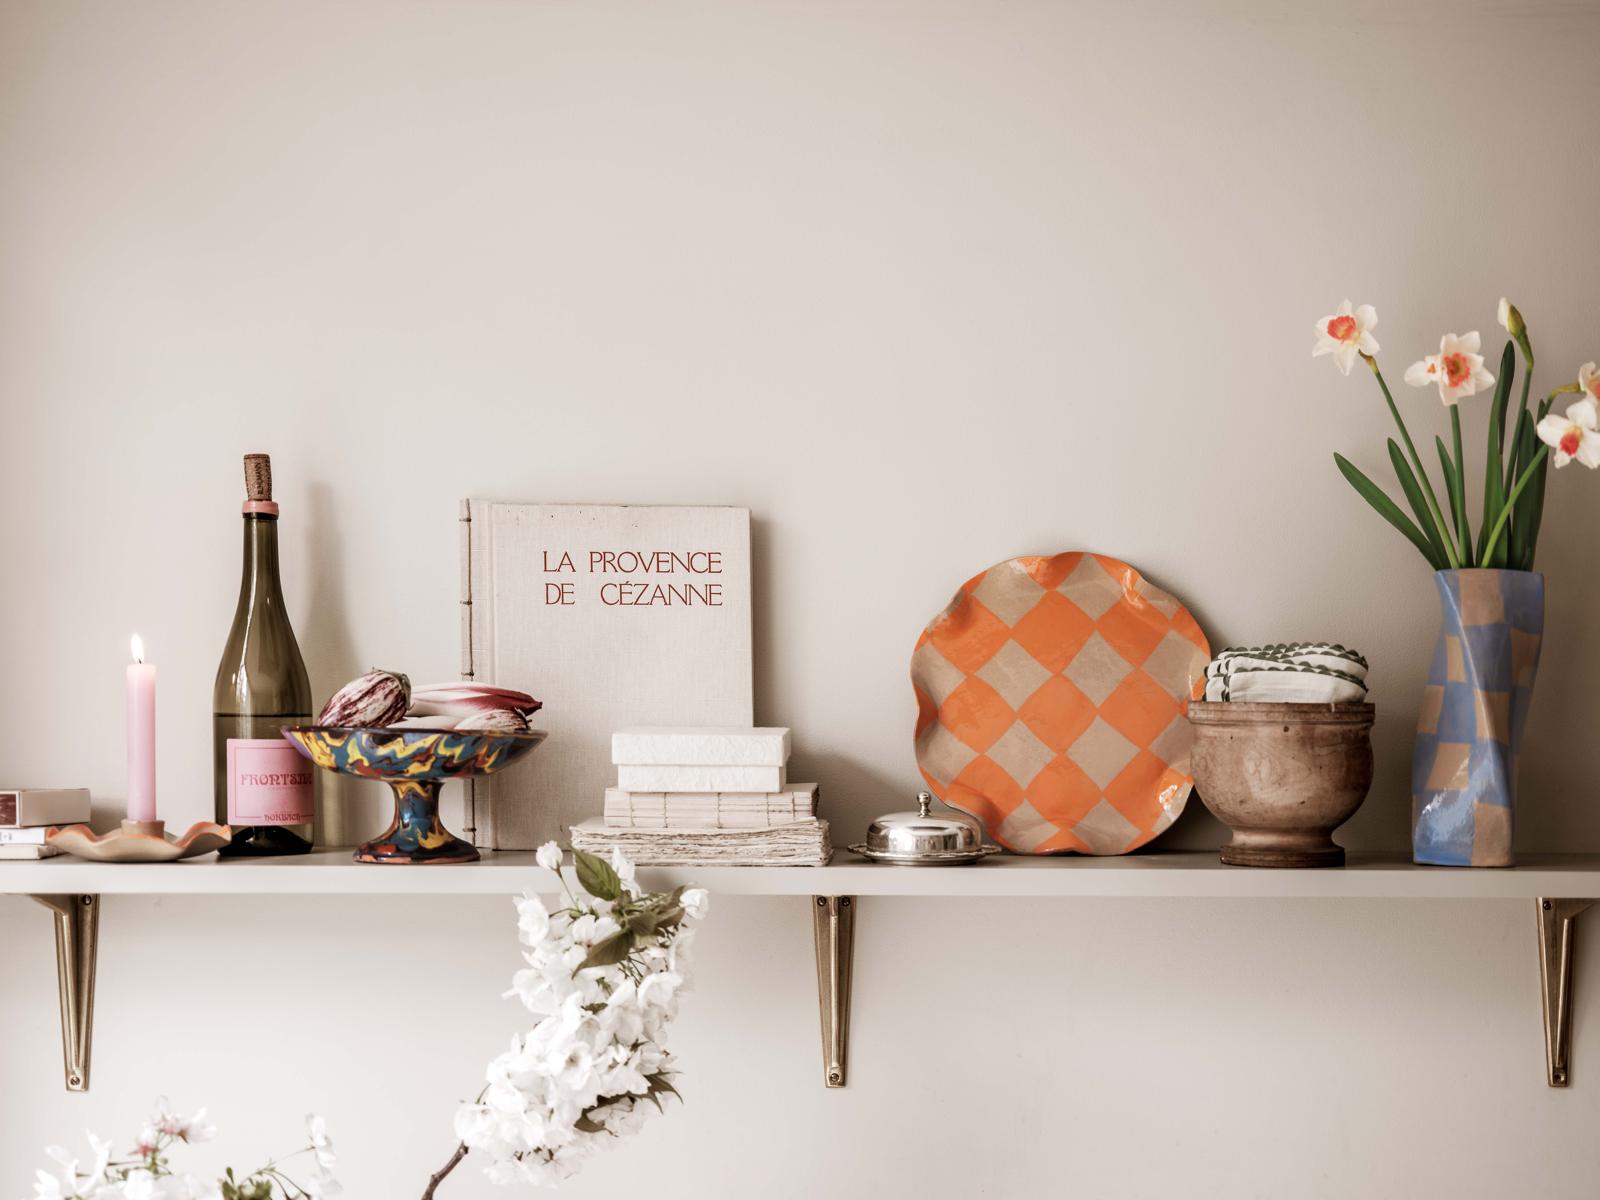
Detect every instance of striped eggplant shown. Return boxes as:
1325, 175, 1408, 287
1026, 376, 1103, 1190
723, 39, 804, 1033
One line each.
455, 707, 532, 733
407, 682, 542, 722
317, 669, 412, 727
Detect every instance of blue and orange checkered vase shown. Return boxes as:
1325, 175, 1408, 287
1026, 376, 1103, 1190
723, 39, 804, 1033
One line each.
1412, 569, 1544, 867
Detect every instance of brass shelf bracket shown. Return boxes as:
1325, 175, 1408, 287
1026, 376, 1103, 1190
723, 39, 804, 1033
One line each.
811, 895, 855, 1089
1537, 897, 1594, 1088
29, 894, 99, 1092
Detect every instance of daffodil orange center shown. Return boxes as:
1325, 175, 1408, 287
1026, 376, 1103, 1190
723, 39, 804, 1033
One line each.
1327, 315, 1358, 342
1561, 429, 1581, 457
1442, 353, 1471, 388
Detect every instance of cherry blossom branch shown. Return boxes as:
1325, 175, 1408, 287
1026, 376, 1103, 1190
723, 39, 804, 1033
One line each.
421, 1143, 468, 1200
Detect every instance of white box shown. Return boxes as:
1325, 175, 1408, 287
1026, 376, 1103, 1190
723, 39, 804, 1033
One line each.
611, 727, 790, 767
616, 764, 785, 793
0, 787, 90, 828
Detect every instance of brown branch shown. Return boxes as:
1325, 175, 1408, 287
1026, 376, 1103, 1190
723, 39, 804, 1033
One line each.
421, 1143, 467, 1200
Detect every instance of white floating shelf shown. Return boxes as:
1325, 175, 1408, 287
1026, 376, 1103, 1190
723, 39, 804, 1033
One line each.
10, 850, 1598, 1094
4, 850, 1600, 899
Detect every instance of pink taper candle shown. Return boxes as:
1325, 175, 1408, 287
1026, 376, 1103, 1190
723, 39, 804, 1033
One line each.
126, 634, 157, 822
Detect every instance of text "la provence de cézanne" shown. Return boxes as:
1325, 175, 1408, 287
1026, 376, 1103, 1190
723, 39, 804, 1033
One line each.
542, 549, 726, 607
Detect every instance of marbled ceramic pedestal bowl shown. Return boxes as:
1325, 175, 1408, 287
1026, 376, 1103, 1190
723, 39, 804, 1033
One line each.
1187, 702, 1375, 868
284, 726, 545, 864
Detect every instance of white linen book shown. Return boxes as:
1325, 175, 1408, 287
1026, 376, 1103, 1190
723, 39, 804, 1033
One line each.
461, 502, 753, 848
570, 818, 831, 866
611, 727, 790, 767
604, 784, 818, 829
0, 827, 51, 844
0, 843, 62, 859
615, 764, 785, 793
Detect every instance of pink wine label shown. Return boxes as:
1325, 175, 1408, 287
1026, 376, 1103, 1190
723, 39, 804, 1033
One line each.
227, 738, 314, 826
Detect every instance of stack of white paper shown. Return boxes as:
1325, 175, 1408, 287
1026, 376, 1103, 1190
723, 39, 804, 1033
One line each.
571, 817, 831, 867
604, 784, 817, 829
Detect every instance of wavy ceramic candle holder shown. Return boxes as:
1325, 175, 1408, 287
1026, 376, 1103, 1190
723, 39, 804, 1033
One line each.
47, 820, 233, 863
284, 726, 546, 864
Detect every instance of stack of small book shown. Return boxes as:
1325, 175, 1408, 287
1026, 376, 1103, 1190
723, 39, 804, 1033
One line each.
0, 788, 90, 859
570, 727, 830, 866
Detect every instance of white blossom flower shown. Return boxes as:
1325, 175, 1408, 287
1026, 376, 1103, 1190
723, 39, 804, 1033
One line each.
304, 1168, 343, 1197
610, 846, 638, 893
535, 842, 562, 872
638, 971, 682, 1009
1312, 300, 1379, 375
180, 1109, 215, 1145
81, 1133, 113, 1192
32, 1159, 74, 1200
1404, 331, 1496, 405
516, 892, 550, 945
1579, 362, 1600, 405
1536, 397, 1600, 468
306, 1114, 335, 1170
681, 888, 709, 920
454, 846, 704, 1188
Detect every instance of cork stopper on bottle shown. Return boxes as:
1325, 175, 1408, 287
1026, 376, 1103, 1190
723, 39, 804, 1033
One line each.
241, 453, 279, 516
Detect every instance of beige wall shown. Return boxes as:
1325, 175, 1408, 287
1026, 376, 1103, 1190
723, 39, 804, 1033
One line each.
4, 1, 1599, 1195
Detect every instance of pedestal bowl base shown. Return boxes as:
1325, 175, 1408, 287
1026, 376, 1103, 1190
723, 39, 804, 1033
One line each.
355, 779, 480, 865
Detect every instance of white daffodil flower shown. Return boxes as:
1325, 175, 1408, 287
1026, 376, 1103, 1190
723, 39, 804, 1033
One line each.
1536, 397, 1600, 468
1579, 362, 1600, 406
1312, 299, 1380, 375
1404, 331, 1496, 405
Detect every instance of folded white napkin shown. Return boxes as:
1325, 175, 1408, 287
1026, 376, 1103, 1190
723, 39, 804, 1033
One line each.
1203, 643, 1368, 703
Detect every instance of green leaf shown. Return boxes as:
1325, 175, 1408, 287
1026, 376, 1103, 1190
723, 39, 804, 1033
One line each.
646, 1071, 684, 1110
1389, 440, 1450, 568
626, 907, 661, 937
573, 849, 622, 902
1435, 436, 1472, 564
1335, 453, 1446, 570
574, 1112, 608, 1135
578, 929, 636, 972
1477, 341, 1516, 565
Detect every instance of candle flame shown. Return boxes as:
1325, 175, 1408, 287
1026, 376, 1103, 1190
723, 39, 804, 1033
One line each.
130, 634, 145, 664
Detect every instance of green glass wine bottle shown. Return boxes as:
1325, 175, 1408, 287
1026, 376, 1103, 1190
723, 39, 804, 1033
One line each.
213, 453, 315, 856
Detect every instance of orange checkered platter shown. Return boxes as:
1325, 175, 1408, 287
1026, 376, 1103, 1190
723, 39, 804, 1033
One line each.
912, 552, 1210, 855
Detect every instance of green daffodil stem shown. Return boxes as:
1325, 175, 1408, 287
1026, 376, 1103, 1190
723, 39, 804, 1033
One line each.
1482, 443, 1551, 566
1367, 355, 1461, 568
1540, 382, 1582, 420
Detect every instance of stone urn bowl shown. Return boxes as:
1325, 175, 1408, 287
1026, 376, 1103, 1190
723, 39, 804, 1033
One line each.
1187, 702, 1375, 867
